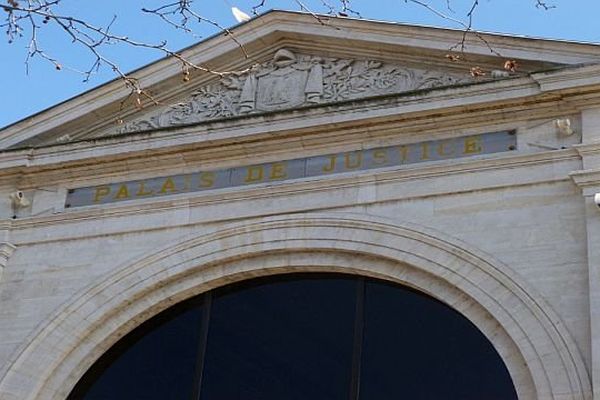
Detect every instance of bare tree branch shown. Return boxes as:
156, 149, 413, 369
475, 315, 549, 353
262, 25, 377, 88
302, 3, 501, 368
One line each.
1, 0, 554, 114
535, 0, 555, 10
404, 0, 501, 57
141, 0, 249, 58
1, 0, 256, 109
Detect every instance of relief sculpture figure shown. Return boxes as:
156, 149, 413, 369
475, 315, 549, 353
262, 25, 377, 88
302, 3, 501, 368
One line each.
116, 48, 469, 135
239, 49, 324, 113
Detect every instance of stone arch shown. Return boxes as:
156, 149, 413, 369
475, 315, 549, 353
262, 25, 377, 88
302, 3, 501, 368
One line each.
0, 213, 591, 400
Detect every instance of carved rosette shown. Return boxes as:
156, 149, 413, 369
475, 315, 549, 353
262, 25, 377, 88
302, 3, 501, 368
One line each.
117, 49, 471, 134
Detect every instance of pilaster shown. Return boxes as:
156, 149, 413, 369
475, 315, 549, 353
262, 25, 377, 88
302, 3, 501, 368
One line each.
571, 107, 600, 399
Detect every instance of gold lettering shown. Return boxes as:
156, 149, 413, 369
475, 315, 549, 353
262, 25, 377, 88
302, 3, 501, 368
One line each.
270, 162, 287, 180
199, 171, 215, 188
372, 149, 388, 165
322, 155, 337, 172
464, 136, 483, 154
398, 145, 409, 163
437, 140, 455, 157
245, 166, 264, 183
114, 184, 130, 200
136, 181, 154, 197
93, 186, 111, 203
344, 151, 362, 169
420, 142, 430, 160
159, 177, 177, 193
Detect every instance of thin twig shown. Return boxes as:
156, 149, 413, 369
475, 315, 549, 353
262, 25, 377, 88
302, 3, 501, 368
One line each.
2, 0, 253, 110
405, 0, 501, 57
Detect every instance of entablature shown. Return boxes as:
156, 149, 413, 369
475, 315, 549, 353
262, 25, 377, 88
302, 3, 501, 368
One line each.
1, 73, 596, 182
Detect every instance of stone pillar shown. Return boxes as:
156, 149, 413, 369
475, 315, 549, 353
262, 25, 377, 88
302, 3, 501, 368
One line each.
571, 107, 600, 399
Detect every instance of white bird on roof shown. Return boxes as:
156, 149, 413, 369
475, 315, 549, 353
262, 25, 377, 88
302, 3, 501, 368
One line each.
231, 6, 251, 22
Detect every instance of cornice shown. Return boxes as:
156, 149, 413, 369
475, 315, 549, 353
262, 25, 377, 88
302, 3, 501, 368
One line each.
570, 143, 600, 195
572, 141, 600, 157
569, 137, 600, 193
272, 13, 600, 64
531, 64, 600, 92
569, 168, 600, 194
0, 76, 584, 175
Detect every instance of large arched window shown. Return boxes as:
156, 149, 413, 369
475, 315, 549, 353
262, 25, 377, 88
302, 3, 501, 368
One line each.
68, 274, 518, 400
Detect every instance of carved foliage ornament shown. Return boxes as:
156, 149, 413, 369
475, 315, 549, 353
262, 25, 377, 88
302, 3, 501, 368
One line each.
117, 49, 471, 134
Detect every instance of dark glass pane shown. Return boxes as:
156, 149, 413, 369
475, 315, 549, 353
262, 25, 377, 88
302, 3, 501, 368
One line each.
68, 297, 205, 400
199, 275, 357, 400
359, 280, 518, 400
69, 273, 518, 400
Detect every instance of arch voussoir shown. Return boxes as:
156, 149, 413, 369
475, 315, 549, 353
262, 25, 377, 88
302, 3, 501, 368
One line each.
0, 213, 591, 400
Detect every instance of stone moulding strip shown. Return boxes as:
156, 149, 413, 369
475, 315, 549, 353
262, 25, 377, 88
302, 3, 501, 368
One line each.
2, 149, 579, 246
4, 148, 579, 248
0, 77, 588, 170
65, 130, 516, 208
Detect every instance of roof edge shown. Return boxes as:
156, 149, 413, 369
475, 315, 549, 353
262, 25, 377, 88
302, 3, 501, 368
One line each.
2, 10, 600, 149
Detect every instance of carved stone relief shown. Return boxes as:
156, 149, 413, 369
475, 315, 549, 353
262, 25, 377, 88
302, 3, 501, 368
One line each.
116, 49, 472, 134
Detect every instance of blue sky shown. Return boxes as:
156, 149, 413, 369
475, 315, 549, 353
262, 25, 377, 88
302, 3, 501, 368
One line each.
1, 0, 599, 129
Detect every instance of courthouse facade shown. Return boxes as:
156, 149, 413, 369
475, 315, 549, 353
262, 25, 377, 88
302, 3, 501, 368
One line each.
1, 10, 600, 399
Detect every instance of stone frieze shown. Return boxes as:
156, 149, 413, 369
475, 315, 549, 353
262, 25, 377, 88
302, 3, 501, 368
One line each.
117, 49, 472, 134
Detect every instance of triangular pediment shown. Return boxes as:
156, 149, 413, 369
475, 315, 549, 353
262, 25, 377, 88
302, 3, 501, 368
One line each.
3, 10, 600, 150
115, 48, 474, 135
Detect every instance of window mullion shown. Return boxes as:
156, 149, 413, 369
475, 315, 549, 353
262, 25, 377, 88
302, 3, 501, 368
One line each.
192, 292, 212, 400
349, 278, 366, 400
